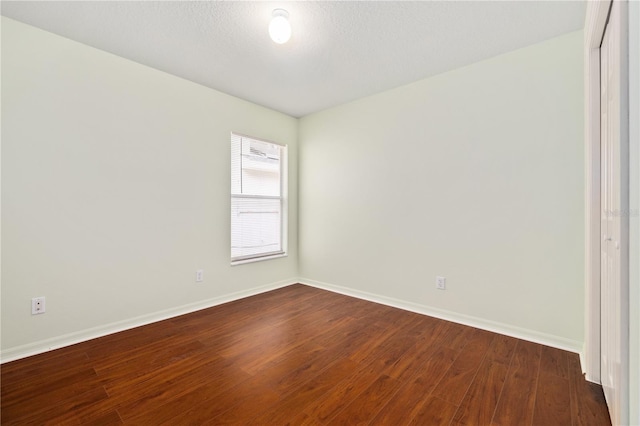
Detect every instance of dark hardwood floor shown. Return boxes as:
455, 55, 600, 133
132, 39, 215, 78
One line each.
1, 284, 611, 425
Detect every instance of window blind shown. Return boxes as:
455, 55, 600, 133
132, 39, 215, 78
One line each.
231, 133, 285, 262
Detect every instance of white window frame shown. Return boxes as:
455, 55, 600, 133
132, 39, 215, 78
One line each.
231, 132, 288, 265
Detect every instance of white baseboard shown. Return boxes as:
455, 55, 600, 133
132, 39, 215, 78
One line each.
3, 277, 586, 370
0, 278, 298, 364
299, 277, 585, 358
580, 351, 591, 381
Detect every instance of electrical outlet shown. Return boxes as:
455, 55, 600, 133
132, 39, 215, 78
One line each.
32, 297, 46, 315
436, 276, 446, 290
196, 269, 204, 283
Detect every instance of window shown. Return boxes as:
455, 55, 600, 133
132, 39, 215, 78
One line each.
231, 133, 286, 263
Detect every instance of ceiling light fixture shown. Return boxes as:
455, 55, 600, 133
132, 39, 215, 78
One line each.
269, 9, 291, 44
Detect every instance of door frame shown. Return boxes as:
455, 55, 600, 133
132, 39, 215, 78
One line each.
584, 0, 610, 384
584, 0, 630, 391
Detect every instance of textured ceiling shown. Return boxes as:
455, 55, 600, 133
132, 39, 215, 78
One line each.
1, 1, 586, 117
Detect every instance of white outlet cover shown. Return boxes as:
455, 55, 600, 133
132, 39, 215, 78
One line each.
436, 276, 446, 290
31, 297, 46, 314
196, 269, 204, 282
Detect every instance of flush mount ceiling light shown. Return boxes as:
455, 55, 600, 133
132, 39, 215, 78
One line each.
269, 9, 291, 44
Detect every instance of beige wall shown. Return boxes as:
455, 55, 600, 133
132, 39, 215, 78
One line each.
299, 31, 585, 351
1, 17, 298, 359
2, 17, 589, 363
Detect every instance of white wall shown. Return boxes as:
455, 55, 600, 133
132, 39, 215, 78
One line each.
299, 31, 585, 351
1, 17, 298, 360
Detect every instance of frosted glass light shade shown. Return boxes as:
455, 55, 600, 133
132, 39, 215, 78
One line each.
269, 9, 291, 44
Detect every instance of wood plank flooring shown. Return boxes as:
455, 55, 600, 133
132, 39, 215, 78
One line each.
1, 284, 611, 425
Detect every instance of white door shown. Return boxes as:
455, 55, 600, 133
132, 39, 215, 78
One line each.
600, 1, 629, 424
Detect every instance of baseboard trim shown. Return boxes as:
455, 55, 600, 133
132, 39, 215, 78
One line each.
299, 278, 584, 357
3, 277, 586, 367
0, 278, 298, 364
580, 351, 591, 381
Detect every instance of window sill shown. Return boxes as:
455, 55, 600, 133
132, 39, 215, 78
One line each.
231, 253, 287, 266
